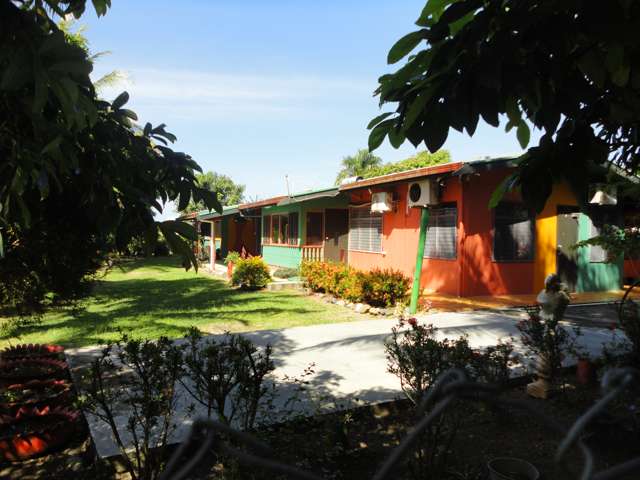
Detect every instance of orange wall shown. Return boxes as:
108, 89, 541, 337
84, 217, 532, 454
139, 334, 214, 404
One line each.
347, 181, 461, 296
347, 168, 546, 297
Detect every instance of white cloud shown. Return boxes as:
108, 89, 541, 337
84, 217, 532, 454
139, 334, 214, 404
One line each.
93, 67, 375, 120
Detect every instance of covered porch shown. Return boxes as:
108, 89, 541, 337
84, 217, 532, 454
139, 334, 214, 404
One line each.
262, 187, 350, 268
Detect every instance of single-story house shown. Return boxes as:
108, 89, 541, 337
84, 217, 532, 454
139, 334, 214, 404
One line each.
340, 157, 636, 296
187, 157, 637, 298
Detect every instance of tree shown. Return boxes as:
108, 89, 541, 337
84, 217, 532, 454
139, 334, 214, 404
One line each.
0, 0, 220, 313
58, 18, 127, 93
368, 0, 640, 213
335, 149, 383, 184
363, 150, 450, 179
181, 171, 245, 214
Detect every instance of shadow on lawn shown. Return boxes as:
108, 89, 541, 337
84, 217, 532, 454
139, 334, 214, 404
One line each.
2, 274, 326, 347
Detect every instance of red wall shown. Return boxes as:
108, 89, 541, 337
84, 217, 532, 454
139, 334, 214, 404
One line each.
459, 169, 534, 296
347, 168, 536, 297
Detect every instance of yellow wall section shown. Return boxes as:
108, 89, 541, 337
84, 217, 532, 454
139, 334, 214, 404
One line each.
534, 184, 578, 291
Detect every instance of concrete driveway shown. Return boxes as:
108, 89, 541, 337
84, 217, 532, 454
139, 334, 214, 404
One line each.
66, 308, 620, 458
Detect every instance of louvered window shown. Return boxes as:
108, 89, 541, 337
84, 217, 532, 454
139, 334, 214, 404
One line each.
493, 203, 534, 261
424, 205, 457, 259
288, 212, 299, 245
349, 208, 383, 252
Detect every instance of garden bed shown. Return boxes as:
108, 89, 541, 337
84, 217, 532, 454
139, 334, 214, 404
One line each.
208, 373, 640, 479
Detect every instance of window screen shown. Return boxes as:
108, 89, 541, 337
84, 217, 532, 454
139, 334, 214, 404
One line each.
271, 215, 280, 244
288, 212, 299, 245
349, 207, 383, 252
424, 205, 457, 259
493, 203, 534, 261
306, 212, 323, 245
262, 215, 271, 243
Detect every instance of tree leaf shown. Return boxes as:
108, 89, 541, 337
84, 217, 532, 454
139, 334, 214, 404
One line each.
387, 31, 425, 65
516, 121, 530, 149
422, 104, 449, 152
112, 91, 129, 110
367, 112, 394, 130
368, 119, 395, 151
388, 128, 406, 149
119, 109, 138, 121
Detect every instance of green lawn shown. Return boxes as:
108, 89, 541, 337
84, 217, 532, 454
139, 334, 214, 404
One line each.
1, 257, 361, 348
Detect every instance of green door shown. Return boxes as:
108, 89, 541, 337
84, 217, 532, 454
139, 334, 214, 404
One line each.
557, 206, 580, 291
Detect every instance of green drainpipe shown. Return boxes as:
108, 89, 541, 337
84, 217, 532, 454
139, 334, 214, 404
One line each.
409, 208, 430, 314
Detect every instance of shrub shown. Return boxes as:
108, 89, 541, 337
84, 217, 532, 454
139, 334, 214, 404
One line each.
81, 334, 184, 480
385, 319, 476, 405
335, 271, 365, 302
361, 268, 410, 307
181, 327, 275, 430
517, 309, 580, 382
301, 262, 409, 307
301, 261, 349, 295
231, 257, 271, 289
273, 267, 300, 279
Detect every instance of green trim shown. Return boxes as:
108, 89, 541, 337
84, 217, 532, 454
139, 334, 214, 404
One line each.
410, 208, 430, 314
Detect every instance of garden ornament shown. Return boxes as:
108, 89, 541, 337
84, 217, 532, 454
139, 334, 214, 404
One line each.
527, 273, 571, 399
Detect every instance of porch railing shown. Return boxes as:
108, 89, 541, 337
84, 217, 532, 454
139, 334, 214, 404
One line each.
301, 245, 324, 262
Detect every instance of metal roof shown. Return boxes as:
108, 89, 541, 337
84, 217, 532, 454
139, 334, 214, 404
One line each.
276, 186, 342, 206
238, 196, 288, 210
197, 205, 240, 221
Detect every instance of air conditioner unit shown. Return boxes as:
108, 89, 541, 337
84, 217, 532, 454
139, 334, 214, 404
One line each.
371, 192, 393, 213
407, 180, 438, 208
589, 184, 617, 206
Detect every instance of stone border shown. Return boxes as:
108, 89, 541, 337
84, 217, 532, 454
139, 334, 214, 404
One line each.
305, 290, 404, 317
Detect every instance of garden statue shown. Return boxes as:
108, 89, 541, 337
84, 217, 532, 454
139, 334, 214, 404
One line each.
526, 273, 571, 399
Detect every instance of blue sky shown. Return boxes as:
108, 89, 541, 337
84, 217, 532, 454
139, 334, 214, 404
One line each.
82, 0, 536, 216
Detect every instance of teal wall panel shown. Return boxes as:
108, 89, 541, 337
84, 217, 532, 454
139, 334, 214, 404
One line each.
575, 213, 622, 292
262, 245, 302, 268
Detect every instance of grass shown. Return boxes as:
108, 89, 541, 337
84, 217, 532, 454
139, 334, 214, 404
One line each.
0, 256, 362, 348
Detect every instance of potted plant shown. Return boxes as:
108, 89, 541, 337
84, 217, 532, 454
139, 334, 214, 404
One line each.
0, 358, 68, 382
0, 344, 65, 361
224, 251, 241, 279
576, 355, 596, 385
0, 379, 72, 414
0, 406, 79, 461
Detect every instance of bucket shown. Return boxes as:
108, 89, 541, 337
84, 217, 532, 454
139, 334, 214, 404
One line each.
487, 457, 540, 480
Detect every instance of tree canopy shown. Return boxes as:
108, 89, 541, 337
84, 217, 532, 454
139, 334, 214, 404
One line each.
368, 0, 640, 212
182, 172, 246, 214
335, 149, 383, 184
362, 150, 450, 179
0, 0, 220, 312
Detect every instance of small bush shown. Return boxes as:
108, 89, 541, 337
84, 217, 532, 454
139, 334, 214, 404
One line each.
274, 267, 300, 279
335, 271, 365, 302
301, 262, 410, 306
232, 257, 271, 289
181, 327, 275, 429
361, 268, 410, 307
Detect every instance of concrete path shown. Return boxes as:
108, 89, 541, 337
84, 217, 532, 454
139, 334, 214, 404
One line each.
66, 309, 620, 458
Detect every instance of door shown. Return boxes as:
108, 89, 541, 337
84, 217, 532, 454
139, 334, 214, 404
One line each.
557, 206, 580, 291
324, 209, 349, 263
